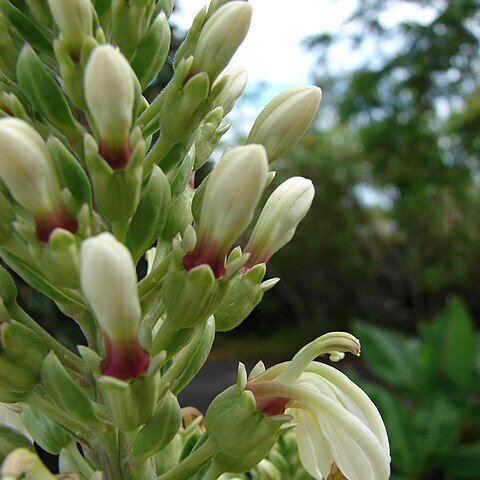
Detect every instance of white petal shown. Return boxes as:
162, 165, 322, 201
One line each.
286, 381, 390, 480
293, 408, 333, 479
319, 415, 381, 480
304, 363, 389, 452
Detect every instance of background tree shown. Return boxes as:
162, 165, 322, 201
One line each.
254, 0, 480, 333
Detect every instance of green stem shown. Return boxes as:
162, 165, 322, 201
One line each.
11, 304, 88, 376
156, 437, 217, 480
150, 318, 180, 356
94, 427, 122, 480
120, 430, 155, 480
138, 253, 171, 301
136, 87, 167, 128
142, 134, 172, 176
69, 308, 99, 351
158, 324, 205, 398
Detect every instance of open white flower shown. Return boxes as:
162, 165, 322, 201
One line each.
246, 333, 390, 480
291, 366, 389, 480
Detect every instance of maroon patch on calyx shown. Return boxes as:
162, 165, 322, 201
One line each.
182, 241, 226, 278
35, 208, 78, 243
101, 336, 150, 381
99, 140, 132, 169
255, 396, 290, 416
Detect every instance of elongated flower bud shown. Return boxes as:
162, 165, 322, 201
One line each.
183, 145, 268, 277
47, 0, 93, 54
0, 118, 77, 242
247, 86, 322, 162
212, 65, 248, 115
244, 177, 314, 268
80, 233, 149, 380
84, 45, 135, 168
191, 2, 252, 81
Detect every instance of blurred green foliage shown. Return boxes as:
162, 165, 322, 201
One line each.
255, 0, 480, 331
350, 299, 480, 479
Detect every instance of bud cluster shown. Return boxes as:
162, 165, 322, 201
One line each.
0, 1, 390, 480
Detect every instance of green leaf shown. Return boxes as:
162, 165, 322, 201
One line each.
353, 320, 417, 389
21, 405, 71, 455
40, 352, 99, 424
16, 44, 78, 133
414, 393, 461, 462
445, 442, 480, 480
417, 298, 475, 391
0, 0, 52, 55
133, 391, 181, 458
47, 137, 92, 209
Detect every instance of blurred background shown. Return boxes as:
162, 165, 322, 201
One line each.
8, 0, 480, 478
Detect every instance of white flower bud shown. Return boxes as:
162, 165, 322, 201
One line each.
80, 233, 141, 343
0, 118, 62, 217
184, 145, 268, 277
245, 177, 314, 267
247, 86, 322, 162
47, 0, 93, 53
192, 2, 252, 81
201, 144, 268, 250
84, 45, 135, 154
212, 65, 248, 115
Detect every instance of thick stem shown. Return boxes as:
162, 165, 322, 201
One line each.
156, 437, 217, 480
94, 427, 122, 480
120, 430, 156, 480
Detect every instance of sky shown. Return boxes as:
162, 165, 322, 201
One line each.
172, 0, 438, 136
172, 0, 357, 134
172, 0, 438, 92
173, 0, 354, 90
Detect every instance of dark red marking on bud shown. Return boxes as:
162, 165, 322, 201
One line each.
101, 335, 150, 380
188, 171, 196, 189
35, 208, 78, 243
183, 240, 226, 278
183, 67, 198, 86
254, 396, 290, 416
99, 139, 132, 169
246, 382, 290, 416
71, 50, 81, 64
